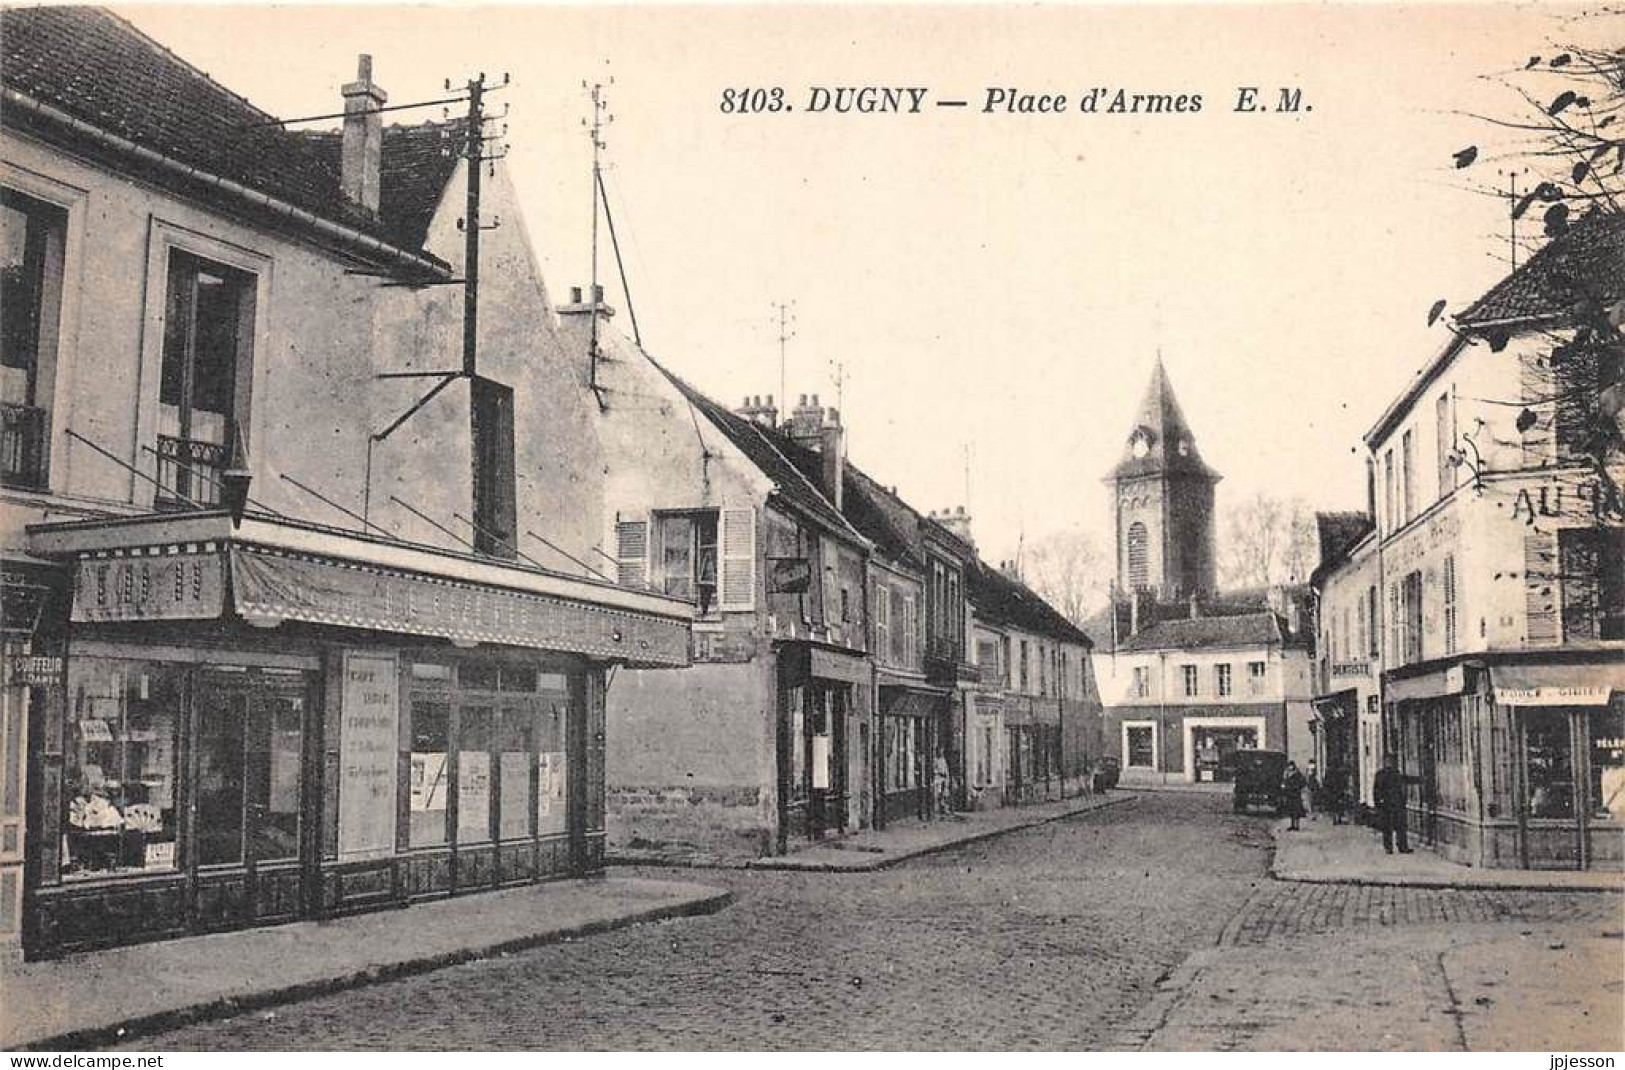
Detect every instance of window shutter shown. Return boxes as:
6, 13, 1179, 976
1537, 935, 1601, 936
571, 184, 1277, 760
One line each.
614, 518, 648, 588
719, 507, 756, 611
1524, 532, 1558, 645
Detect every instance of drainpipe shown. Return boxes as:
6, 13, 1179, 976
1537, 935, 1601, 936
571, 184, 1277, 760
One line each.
4, 89, 449, 280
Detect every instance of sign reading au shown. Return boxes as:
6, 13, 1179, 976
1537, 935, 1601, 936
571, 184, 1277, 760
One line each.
338, 652, 400, 860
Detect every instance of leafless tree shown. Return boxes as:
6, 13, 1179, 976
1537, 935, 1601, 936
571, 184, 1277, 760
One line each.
1219, 493, 1319, 590
1024, 528, 1108, 625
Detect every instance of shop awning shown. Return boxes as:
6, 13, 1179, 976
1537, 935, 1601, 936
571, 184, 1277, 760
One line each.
1385, 663, 1472, 705
28, 510, 694, 668
1492, 660, 1625, 707
880, 686, 947, 718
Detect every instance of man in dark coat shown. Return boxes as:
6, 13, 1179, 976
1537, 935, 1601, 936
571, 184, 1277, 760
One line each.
1373, 754, 1413, 853
1280, 761, 1308, 831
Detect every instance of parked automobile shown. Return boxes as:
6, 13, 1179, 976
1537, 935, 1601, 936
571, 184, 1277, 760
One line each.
1092, 756, 1121, 792
1231, 749, 1288, 814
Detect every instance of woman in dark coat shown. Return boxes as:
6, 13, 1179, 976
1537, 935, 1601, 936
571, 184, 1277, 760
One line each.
1280, 761, 1308, 830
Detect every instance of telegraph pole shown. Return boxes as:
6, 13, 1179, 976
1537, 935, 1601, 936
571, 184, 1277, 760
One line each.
774, 300, 796, 413
586, 79, 611, 392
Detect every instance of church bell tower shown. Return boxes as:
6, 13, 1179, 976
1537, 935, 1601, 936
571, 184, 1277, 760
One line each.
1107, 357, 1221, 603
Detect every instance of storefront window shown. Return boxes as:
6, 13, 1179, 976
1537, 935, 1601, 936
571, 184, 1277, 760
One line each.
786, 686, 807, 803
498, 705, 532, 841
63, 659, 182, 879
457, 705, 493, 844
1126, 725, 1154, 769
195, 682, 247, 866
1525, 712, 1575, 819
1590, 703, 1625, 821
250, 683, 304, 862
409, 698, 450, 847
537, 675, 570, 836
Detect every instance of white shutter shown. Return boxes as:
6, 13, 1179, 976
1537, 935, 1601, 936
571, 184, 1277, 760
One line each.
615, 518, 649, 588
719, 507, 756, 611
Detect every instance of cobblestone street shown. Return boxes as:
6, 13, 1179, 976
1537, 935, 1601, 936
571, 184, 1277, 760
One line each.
127, 793, 1621, 1051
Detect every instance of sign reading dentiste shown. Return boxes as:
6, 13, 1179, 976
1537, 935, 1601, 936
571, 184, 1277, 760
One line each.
339, 652, 400, 860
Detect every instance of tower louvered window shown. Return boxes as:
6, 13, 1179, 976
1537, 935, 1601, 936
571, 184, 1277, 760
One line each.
1127, 521, 1149, 590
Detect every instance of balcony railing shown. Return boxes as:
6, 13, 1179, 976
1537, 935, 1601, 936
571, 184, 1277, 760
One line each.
1, 403, 48, 490
155, 434, 227, 509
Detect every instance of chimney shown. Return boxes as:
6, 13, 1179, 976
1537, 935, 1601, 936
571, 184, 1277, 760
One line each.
734, 394, 779, 428
786, 393, 826, 445
341, 55, 387, 215
936, 505, 975, 547
557, 284, 616, 320
819, 408, 843, 513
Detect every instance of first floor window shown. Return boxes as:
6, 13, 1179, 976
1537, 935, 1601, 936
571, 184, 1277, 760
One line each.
1247, 661, 1267, 694
1182, 664, 1199, 697
1215, 663, 1233, 697
1560, 527, 1625, 642
1132, 666, 1150, 698
158, 249, 255, 509
657, 511, 719, 610
2, 187, 66, 490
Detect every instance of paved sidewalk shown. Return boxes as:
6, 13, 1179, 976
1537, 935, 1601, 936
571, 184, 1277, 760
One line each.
749, 791, 1133, 872
609, 791, 1134, 871
1271, 817, 1625, 891
1124, 923, 1623, 1051
2, 876, 731, 1051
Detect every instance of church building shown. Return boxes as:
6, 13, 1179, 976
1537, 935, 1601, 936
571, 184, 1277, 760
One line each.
1089, 360, 1317, 785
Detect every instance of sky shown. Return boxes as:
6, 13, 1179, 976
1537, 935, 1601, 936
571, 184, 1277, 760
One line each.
117, 1, 1608, 567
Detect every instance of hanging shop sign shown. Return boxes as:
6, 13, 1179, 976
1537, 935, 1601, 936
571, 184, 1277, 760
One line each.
338, 651, 400, 861
231, 546, 689, 666
70, 547, 225, 623
767, 557, 813, 594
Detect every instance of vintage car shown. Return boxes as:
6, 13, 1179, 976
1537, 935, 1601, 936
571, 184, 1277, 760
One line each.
1231, 749, 1288, 814
1091, 756, 1121, 792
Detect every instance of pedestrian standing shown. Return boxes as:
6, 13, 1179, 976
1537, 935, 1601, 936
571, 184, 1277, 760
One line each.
933, 754, 952, 817
1280, 761, 1307, 831
1323, 765, 1350, 825
1373, 753, 1413, 854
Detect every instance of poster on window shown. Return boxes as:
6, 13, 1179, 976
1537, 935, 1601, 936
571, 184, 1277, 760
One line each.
339, 652, 400, 860
538, 751, 567, 818
410, 753, 448, 813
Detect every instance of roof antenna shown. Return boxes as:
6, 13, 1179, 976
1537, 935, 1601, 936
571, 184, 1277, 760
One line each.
585, 73, 612, 407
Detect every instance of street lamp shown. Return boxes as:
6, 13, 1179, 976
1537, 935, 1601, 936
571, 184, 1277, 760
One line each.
220, 426, 253, 528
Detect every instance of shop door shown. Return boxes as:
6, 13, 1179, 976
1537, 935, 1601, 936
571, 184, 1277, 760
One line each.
1419, 706, 1440, 846
192, 669, 315, 927
806, 686, 848, 838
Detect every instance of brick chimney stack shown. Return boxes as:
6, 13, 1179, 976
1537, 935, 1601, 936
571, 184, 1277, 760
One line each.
932, 505, 975, 547
341, 54, 386, 215
734, 394, 779, 428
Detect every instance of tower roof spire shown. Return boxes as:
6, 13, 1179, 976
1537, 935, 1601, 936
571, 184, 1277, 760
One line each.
1109, 355, 1221, 482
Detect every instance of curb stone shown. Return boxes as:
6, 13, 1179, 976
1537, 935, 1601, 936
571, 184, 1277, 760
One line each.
22, 887, 734, 1052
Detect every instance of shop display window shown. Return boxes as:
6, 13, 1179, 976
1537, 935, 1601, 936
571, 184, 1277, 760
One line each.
457, 706, 493, 844
1525, 712, 1575, 819
537, 675, 569, 837
497, 705, 531, 841
63, 659, 182, 879
1590, 703, 1625, 821
195, 671, 308, 866
409, 698, 450, 847
250, 685, 304, 861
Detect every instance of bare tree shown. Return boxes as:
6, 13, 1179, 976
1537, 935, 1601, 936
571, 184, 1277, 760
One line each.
1219, 493, 1319, 589
1024, 528, 1108, 625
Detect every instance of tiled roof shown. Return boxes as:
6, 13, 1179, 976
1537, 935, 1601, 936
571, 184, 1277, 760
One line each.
1310, 511, 1374, 590
654, 369, 865, 544
772, 434, 924, 567
2, 6, 451, 267
1458, 211, 1625, 326
1118, 610, 1282, 652
297, 121, 462, 252
967, 561, 1093, 646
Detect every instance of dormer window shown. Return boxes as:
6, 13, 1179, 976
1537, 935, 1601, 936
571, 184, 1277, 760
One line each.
1177, 438, 1191, 457
1129, 426, 1156, 458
